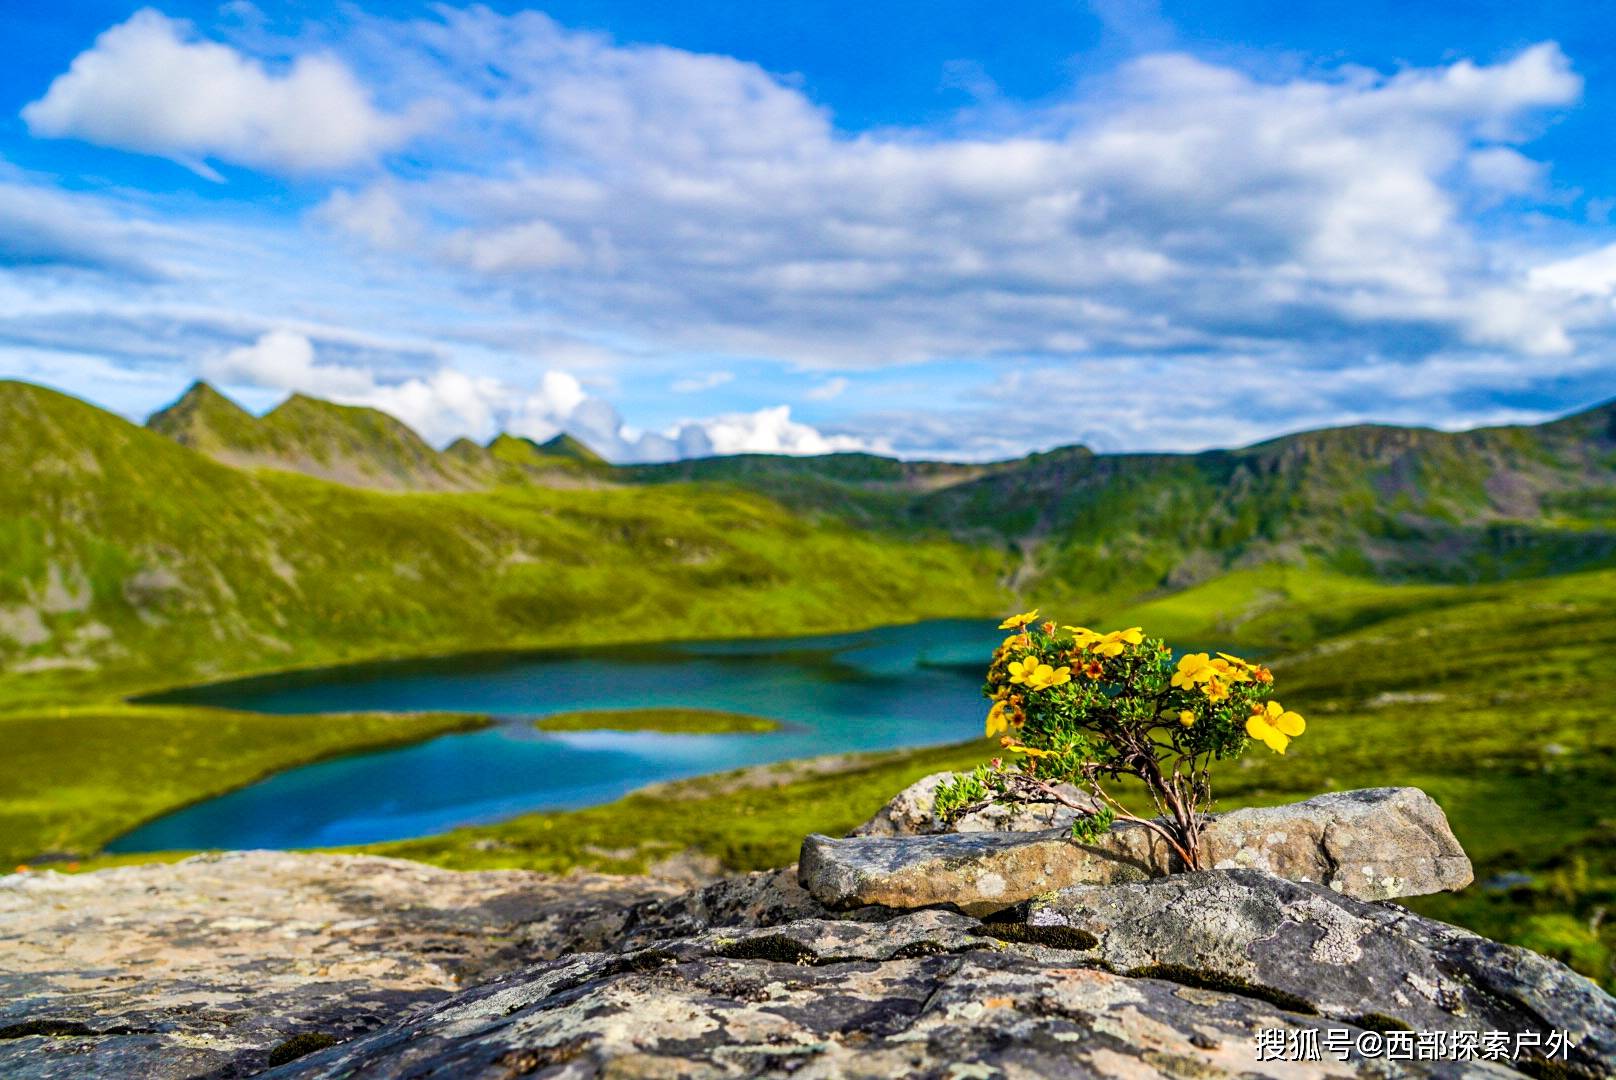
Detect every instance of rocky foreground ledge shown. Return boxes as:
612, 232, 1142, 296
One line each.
2, 787, 1612, 1079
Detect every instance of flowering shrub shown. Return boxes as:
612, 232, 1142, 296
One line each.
934, 610, 1305, 870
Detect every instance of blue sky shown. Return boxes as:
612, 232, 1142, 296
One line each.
2, 1, 1614, 460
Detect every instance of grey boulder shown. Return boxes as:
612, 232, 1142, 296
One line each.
801, 786, 1473, 915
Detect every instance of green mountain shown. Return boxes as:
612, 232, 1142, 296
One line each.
148, 381, 485, 491
17, 376, 1616, 699
629, 404, 1616, 607
146, 382, 617, 490
148, 382, 1616, 610
0, 380, 1003, 702
483, 433, 610, 482
537, 432, 606, 464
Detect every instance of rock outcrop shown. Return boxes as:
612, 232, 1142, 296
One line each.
2, 788, 1609, 1080
849, 770, 1097, 836
804, 787, 1473, 915
1022, 871, 1615, 1067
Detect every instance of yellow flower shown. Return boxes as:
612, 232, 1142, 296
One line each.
1079, 658, 1105, 680
1216, 652, 1273, 684
1023, 663, 1072, 691
1098, 626, 1144, 653
1171, 653, 1215, 688
1178, 709, 1196, 727
985, 700, 1011, 737
1071, 625, 1144, 657
1246, 701, 1305, 754
998, 609, 1039, 630
1202, 676, 1230, 703
1062, 625, 1102, 649
1007, 742, 1056, 758
1007, 657, 1037, 685
1209, 656, 1252, 683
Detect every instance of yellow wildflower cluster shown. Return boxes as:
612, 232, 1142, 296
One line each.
959, 612, 1314, 869
1170, 651, 1272, 703
1246, 700, 1306, 754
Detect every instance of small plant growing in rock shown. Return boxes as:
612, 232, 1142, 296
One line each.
935, 611, 1305, 870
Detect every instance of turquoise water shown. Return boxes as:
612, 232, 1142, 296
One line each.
111, 619, 1000, 852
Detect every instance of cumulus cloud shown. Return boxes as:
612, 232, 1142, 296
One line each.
22, 9, 417, 177
202, 330, 877, 460
317, 15, 1588, 371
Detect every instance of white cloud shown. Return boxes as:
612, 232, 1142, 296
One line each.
0, 174, 168, 278
805, 376, 848, 401
444, 218, 581, 273
22, 9, 417, 176
9, 10, 1615, 464
1466, 146, 1544, 197
201, 330, 878, 460
669, 370, 733, 393
316, 186, 415, 249
1530, 244, 1616, 299
670, 405, 880, 457
207, 329, 501, 442
318, 16, 1588, 371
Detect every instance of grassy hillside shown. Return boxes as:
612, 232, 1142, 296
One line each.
0, 380, 1007, 704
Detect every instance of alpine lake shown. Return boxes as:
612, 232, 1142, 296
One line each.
110, 619, 1003, 852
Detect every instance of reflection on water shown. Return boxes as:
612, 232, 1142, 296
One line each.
112, 619, 999, 851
